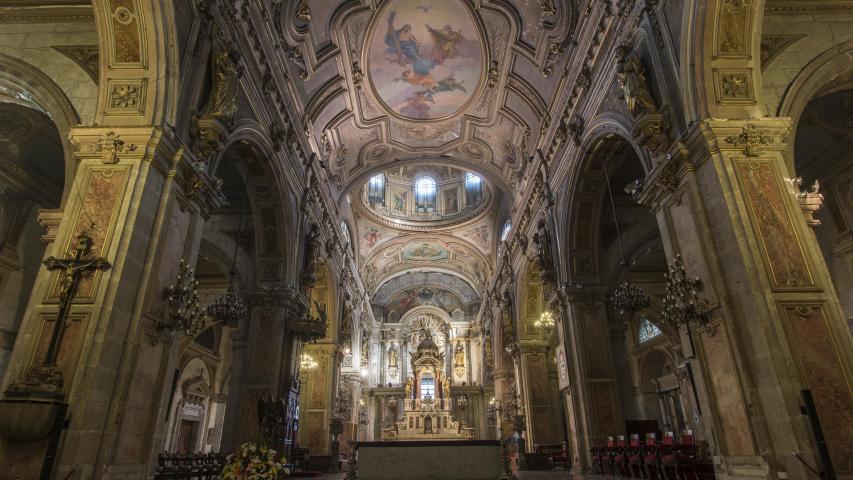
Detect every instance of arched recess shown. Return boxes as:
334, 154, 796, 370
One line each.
682, 0, 767, 119
0, 81, 74, 381
209, 127, 296, 284
0, 53, 81, 204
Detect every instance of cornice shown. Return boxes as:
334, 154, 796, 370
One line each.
764, 1, 853, 14
0, 5, 93, 24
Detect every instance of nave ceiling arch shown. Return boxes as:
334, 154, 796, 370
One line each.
275, 0, 579, 202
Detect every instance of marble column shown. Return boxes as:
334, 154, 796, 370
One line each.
635, 118, 853, 478
0, 127, 224, 479
514, 341, 556, 448
557, 288, 622, 473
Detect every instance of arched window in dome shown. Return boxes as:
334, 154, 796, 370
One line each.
638, 317, 662, 343
415, 176, 436, 212
464, 172, 482, 204
367, 173, 385, 207
500, 219, 512, 242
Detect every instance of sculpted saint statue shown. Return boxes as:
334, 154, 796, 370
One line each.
405, 376, 414, 399
443, 378, 450, 399
615, 46, 658, 117
201, 50, 238, 124
388, 345, 399, 368
454, 343, 465, 367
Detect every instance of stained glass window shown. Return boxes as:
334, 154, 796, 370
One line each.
367, 174, 385, 206
465, 172, 482, 204
415, 176, 436, 212
638, 317, 663, 343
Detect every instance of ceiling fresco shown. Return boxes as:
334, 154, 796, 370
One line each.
281, 0, 576, 200
362, 235, 490, 292
367, 0, 484, 120
373, 271, 480, 305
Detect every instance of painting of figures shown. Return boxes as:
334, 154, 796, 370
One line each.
368, 0, 483, 120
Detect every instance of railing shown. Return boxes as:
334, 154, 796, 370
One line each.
154, 452, 224, 479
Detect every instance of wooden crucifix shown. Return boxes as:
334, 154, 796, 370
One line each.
41, 224, 111, 365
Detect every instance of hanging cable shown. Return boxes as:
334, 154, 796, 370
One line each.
602, 149, 628, 266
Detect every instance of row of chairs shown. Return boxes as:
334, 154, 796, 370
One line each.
591, 430, 699, 479
154, 452, 225, 479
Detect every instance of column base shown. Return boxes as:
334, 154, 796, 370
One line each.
713, 455, 770, 480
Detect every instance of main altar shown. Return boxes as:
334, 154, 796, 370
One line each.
381, 333, 474, 441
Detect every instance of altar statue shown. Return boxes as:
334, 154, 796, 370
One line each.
443, 378, 450, 399
405, 376, 413, 399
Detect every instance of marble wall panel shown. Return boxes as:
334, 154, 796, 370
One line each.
781, 304, 853, 474
736, 161, 814, 289
52, 166, 129, 299
698, 322, 755, 455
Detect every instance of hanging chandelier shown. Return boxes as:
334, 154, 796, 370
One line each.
205, 284, 247, 327
300, 353, 319, 370
161, 260, 206, 336
660, 255, 708, 329
534, 310, 555, 328
610, 280, 651, 318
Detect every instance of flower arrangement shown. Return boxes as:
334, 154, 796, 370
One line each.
221, 442, 285, 479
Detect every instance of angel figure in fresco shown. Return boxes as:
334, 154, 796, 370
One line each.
431, 76, 467, 94
400, 91, 433, 119
363, 227, 382, 250
385, 12, 436, 76
394, 69, 438, 90
427, 24, 465, 64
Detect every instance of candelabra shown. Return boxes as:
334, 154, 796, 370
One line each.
610, 280, 651, 318
205, 285, 247, 327
661, 255, 708, 330
161, 260, 206, 336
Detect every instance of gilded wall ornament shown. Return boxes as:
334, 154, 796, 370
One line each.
725, 124, 771, 157
93, 131, 137, 164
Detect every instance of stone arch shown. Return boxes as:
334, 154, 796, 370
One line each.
0, 53, 82, 205
400, 306, 453, 350
682, 0, 766, 119
562, 126, 647, 283
209, 128, 297, 284
777, 39, 853, 170
90, 0, 180, 126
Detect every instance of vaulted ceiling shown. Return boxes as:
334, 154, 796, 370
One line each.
279, 0, 577, 199
276, 0, 579, 306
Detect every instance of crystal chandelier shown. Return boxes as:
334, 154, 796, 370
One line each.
534, 310, 555, 328
205, 284, 247, 327
661, 255, 708, 329
300, 353, 319, 370
162, 259, 206, 336
610, 280, 651, 317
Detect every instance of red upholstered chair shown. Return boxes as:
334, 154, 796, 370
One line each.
613, 435, 629, 478
627, 434, 644, 478
643, 432, 669, 479
591, 446, 605, 475
661, 429, 699, 480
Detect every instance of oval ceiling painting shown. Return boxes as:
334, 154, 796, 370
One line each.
367, 0, 484, 121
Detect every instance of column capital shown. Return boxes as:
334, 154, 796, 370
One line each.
696, 118, 792, 158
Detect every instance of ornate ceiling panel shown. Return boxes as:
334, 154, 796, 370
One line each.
373, 270, 480, 305
361, 234, 490, 292
278, 0, 577, 199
